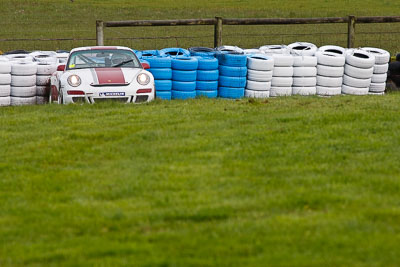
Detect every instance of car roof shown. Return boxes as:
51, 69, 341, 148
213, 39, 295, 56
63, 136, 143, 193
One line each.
70, 46, 134, 53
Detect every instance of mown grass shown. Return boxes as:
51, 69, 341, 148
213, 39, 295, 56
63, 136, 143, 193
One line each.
1, 94, 400, 266
1, 0, 400, 53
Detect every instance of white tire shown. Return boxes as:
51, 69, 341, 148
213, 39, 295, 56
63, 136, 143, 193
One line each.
11, 62, 37, 75
341, 84, 368, 95
37, 63, 57, 75
30, 51, 58, 64
259, 45, 289, 55
371, 73, 387, 83
36, 96, 49, 105
271, 77, 293, 87
318, 45, 346, 55
288, 42, 317, 56
369, 82, 386, 92
247, 55, 274, 71
0, 96, 11, 106
36, 85, 50, 96
343, 74, 371, 88
292, 56, 317, 67
0, 60, 11, 74
270, 86, 292, 97
345, 49, 375, 69
245, 89, 270, 98
0, 85, 11, 97
272, 54, 294, 67
0, 73, 11, 85
361, 47, 390, 64
317, 65, 344, 77
6, 54, 34, 62
373, 63, 389, 74
247, 69, 273, 82
317, 75, 343, 87
292, 86, 316, 95
246, 80, 271, 91
11, 75, 36, 87
273, 66, 293, 77
368, 92, 385, 96
344, 64, 374, 79
10, 96, 36, 106
316, 51, 345, 67
316, 85, 341, 96
293, 67, 317, 77
11, 86, 36, 97
36, 75, 51, 86
292, 77, 317, 87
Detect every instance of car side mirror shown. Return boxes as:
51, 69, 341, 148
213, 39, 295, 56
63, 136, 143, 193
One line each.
141, 62, 150, 69
57, 65, 65, 71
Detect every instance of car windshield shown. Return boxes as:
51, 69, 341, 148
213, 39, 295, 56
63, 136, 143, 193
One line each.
66, 49, 140, 70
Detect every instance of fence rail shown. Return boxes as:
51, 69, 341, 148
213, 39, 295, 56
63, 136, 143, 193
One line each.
96, 15, 400, 48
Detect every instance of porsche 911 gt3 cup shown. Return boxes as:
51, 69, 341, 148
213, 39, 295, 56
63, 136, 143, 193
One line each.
50, 46, 154, 104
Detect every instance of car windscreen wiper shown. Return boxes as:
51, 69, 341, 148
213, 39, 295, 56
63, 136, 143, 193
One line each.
112, 59, 134, 67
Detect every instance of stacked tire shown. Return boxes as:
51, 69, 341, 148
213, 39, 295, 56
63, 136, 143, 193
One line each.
217, 52, 247, 99
10, 61, 37, 106
171, 56, 198, 100
146, 55, 173, 100
0, 57, 11, 107
270, 53, 294, 97
316, 46, 346, 96
245, 54, 274, 98
289, 42, 318, 96
362, 47, 390, 95
195, 56, 219, 98
342, 49, 375, 95
36, 63, 56, 104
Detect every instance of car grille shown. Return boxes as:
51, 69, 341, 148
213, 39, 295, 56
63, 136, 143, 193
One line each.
135, 95, 149, 103
93, 97, 129, 103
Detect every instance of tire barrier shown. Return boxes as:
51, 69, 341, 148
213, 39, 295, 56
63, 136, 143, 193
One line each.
292, 53, 317, 96
245, 54, 274, 98
316, 47, 346, 96
10, 61, 37, 102
362, 47, 390, 93
195, 55, 219, 98
146, 56, 173, 100
171, 56, 198, 100
217, 51, 247, 99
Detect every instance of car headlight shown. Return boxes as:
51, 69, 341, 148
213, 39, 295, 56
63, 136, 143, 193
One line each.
137, 73, 150, 85
67, 74, 81, 87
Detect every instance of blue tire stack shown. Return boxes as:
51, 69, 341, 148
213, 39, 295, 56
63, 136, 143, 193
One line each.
171, 56, 198, 100
195, 56, 219, 98
142, 50, 172, 100
216, 52, 247, 99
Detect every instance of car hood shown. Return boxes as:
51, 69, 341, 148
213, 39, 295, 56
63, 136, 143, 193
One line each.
66, 67, 142, 86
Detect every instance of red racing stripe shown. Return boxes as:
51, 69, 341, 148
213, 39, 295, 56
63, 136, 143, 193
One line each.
94, 68, 125, 84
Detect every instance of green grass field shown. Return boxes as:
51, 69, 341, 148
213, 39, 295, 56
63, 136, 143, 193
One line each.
1, 94, 400, 266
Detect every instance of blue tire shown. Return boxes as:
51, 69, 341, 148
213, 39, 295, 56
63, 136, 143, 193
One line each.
196, 56, 219, 70
156, 90, 172, 100
218, 75, 247, 88
196, 90, 218, 98
155, 80, 172, 91
172, 70, 197, 82
189, 47, 216, 57
133, 50, 142, 59
171, 56, 198, 71
142, 50, 165, 58
148, 68, 172, 80
146, 56, 172, 68
196, 80, 218, 91
172, 90, 196, 100
216, 52, 247, 67
219, 86, 245, 99
172, 80, 196, 91
196, 69, 219, 81
160, 47, 190, 57
218, 65, 247, 77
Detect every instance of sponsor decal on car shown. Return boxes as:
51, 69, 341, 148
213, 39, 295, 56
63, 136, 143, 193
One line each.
99, 92, 126, 97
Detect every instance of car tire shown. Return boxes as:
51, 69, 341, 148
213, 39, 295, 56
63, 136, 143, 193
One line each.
317, 65, 344, 77
36, 63, 57, 75
361, 47, 390, 64
148, 68, 172, 80
0, 60, 11, 74
154, 80, 172, 91
11, 86, 36, 97
373, 63, 389, 74
270, 86, 292, 97
272, 54, 294, 67
218, 65, 247, 77
247, 69, 273, 82
293, 67, 317, 77
345, 49, 375, 69
36, 85, 50, 96
196, 90, 218, 98
293, 56, 317, 67
342, 84, 369, 95
369, 82, 386, 92
36, 96, 49, 105
292, 77, 317, 87
246, 80, 271, 91
218, 75, 247, 88
10, 96, 36, 106
172, 80, 196, 91
36, 75, 51, 86
288, 42, 317, 56
11, 75, 36, 87
11, 62, 37, 75
196, 56, 218, 70
0, 73, 11, 85
245, 89, 270, 98
259, 44, 289, 55
196, 80, 218, 91
247, 54, 274, 71
316, 51, 346, 67
344, 64, 374, 79
0, 85, 11, 97
172, 70, 197, 82
316, 85, 341, 96
189, 47, 215, 57
292, 86, 317, 95
368, 92, 385, 95
171, 90, 196, 100
0, 96, 11, 106
156, 90, 172, 100
317, 76, 343, 87
171, 56, 198, 70
318, 45, 346, 55
273, 66, 294, 77
196, 70, 219, 81
216, 52, 247, 67
160, 47, 190, 57
343, 74, 371, 88
271, 77, 293, 87
371, 73, 387, 83
146, 57, 172, 68
218, 86, 244, 99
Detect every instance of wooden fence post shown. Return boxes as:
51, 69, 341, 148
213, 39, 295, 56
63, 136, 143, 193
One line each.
214, 17, 223, 48
347, 15, 355, 48
96, 20, 104, 46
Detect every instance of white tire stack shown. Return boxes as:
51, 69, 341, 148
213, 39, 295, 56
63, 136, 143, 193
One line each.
36, 63, 57, 104
30, 51, 58, 64
342, 49, 375, 95
315, 46, 346, 96
0, 57, 12, 106
245, 54, 274, 98
270, 53, 294, 97
10, 61, 37, 106
361, 47, 390, 94
292, 55, 317, 96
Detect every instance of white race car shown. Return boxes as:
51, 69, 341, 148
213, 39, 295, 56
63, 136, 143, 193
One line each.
51, 46, 154, 104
